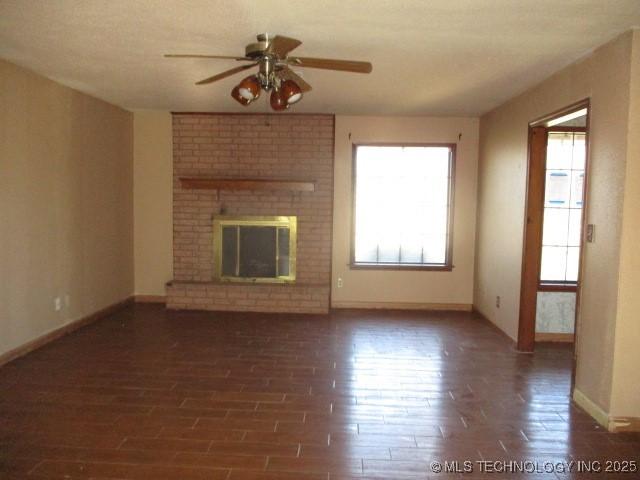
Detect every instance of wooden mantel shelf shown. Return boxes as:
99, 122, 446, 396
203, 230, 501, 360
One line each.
179, 177, 315, 192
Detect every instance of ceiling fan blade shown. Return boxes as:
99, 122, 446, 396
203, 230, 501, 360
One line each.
165, 54, 250, 61
267, 35, 302, 57
278, 67, 312, 92
195, 63, 256, 85
287, 56, 372, 74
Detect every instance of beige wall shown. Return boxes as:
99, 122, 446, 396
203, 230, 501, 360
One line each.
332, 116, 479, 308
0, 60, 133, 357
131, 114, 479, 307
610, 30, 640, 420
133, 110, 173, 296
475, 31, 635, 416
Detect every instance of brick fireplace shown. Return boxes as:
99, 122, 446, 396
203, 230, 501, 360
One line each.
166, 113, 334, 314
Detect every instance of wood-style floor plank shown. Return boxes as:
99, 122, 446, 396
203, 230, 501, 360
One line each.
0, 304, 638, 479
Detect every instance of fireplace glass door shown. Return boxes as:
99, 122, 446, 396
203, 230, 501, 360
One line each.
213, 216, 296, 283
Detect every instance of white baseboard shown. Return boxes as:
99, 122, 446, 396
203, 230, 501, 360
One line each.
573, 388, 610, 429
573, 388, 640, 432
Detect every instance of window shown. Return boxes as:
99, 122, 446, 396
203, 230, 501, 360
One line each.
351, 144, 455, 270
539, 131, 586, 286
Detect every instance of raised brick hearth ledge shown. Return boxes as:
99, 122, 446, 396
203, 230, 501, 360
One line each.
166, 281, 330, 314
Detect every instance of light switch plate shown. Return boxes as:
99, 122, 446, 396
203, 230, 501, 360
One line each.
586, 224, 595, 243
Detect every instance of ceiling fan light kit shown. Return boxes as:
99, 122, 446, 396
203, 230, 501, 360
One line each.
166, 33, 372, 111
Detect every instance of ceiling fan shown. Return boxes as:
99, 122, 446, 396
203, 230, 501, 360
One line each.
165, 33, 373, 111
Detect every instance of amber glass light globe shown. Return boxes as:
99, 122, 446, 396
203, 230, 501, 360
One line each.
231, 86, 251, 105
270, 89, 289, 111
237, 76, 261, 101
281, 80, 302, 104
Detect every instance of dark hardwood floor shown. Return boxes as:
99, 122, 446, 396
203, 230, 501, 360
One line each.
1, 304, 638, 479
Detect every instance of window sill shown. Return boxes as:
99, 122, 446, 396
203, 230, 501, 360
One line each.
349, 263, 452, 272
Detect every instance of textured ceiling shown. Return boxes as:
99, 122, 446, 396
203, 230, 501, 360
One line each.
1, 0, 639, 115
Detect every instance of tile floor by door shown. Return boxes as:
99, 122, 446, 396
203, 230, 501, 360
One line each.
0, 304, 638, 479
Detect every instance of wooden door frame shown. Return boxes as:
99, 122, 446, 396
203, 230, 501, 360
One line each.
517, 99, 591, 353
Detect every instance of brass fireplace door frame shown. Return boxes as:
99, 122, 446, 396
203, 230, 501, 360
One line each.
212, 215, 297, 283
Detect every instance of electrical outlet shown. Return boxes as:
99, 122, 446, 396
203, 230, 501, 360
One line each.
54, 297, 62, 312
337, 277, 343, 288
496, 296, 501, 308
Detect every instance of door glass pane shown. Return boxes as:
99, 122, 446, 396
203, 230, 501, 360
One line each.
541, 246, 568, 282
542, 209, 569, 246
540, 131, 586, 284
570, 171, 585, 207
544, 171, 571, 207
572, 133, 586, 170
546, 132, 573, 169
568, 209, 583, 247
566, 247, 580, 282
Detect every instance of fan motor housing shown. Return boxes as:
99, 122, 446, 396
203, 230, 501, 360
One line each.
245, 41, 267, 58
245, 33, 272, 58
